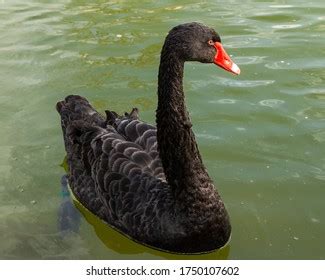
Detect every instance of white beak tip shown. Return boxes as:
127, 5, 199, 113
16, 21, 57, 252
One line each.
231, 63, 241, 75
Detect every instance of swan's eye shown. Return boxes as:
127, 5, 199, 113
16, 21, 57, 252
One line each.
208, 40, 214, 46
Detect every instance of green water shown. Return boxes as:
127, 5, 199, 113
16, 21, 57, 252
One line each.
0, 0, 324, 259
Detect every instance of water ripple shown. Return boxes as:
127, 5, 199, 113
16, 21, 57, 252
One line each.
217, 78, 275, 88
190, 77, 275, 90
236, 56, 267, 65
209, 99, 237, 104
269, 5, 294, 8
310, 166, 325, 181
312, 130, 325, 143
196, 133, 221, 141
265, 58, 325, 70
282, 88, 325, 96
259, 99, 285, 108
272, 24, 302, 30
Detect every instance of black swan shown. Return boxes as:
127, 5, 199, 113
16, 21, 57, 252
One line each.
56, 22, 240, 253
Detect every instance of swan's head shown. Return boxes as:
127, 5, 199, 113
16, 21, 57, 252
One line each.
163, 22, 240, 75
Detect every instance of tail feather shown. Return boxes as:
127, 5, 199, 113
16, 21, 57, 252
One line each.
56, 95, 106, 151
105, 110, 119, 126
56, 95, 105, 127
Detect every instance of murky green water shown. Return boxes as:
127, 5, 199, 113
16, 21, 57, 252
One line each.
0, 0, 324, 259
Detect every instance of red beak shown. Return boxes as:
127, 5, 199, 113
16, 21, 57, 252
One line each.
213, 42, 240, 75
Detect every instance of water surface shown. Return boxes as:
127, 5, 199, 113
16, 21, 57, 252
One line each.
0, 0, 324, 259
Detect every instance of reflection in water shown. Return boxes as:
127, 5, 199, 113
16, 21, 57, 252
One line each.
57, 175, 81, 237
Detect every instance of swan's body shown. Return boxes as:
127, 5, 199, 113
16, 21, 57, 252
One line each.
57, 22, 239, 253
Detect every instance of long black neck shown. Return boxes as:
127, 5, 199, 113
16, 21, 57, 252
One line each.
155, 40, 231, 249
156, 47, 212, 194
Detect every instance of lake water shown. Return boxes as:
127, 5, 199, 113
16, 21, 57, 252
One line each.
0, 0, 324, 259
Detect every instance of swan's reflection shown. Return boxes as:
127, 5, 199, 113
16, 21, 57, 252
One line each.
57, 175, 81, 237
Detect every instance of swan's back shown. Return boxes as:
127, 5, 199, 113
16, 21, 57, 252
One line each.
56, 95, 174, 244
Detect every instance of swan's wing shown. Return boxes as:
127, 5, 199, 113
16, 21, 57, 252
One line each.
67, 121, 171, 239
91, 130, 171, 237
63, 121, 108, 219
57, 96, 170, 239
106, 109, 165, 181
